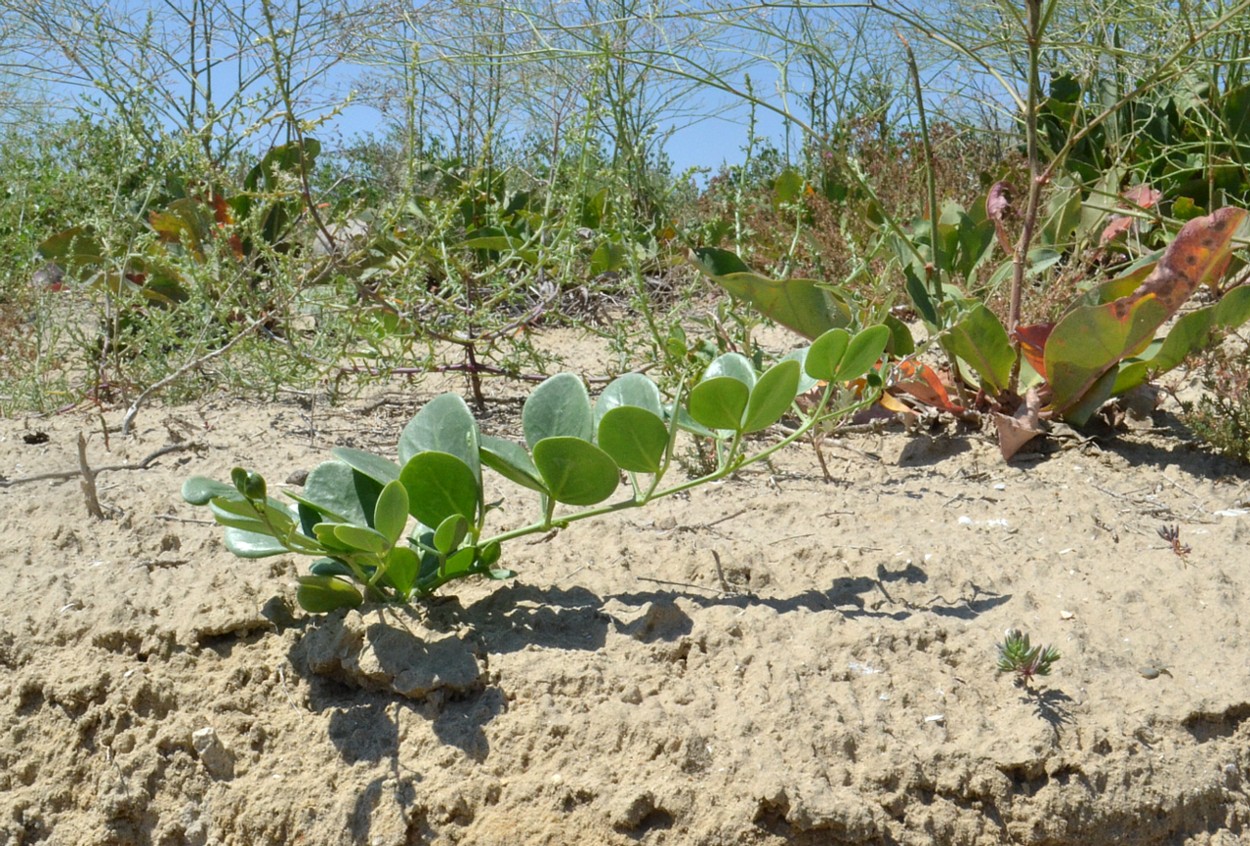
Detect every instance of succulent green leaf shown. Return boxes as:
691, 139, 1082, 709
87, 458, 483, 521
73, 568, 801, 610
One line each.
210, 497, 296, 535
594, 373, 664, 429
296, 460, 380, 527
478, 540, 502, 568
805, 328, 850, 381
333, 524, 390, 554
373, 480, 409, 545
331, 447, 401, 486
400, 451, 480, 528
309, 558, 355, 578
433, 514, 469, 555
532, 437, 621, 505
597, 406, 669, 472
943, 305, 1014, 394
523, 373, 593, 449
743, 359, 801, 433
182, 476, 236, 505
382, 546, 420, 598
442, 547, 478, 578
399, 393, 481, 480
479, 435, 547, 493
703, 352, 757, 389
687, 377, 750, 432
295, 575, 363, 613
312, 523, 356, 552
835, 325, 891, 382
224, 527, 290, 558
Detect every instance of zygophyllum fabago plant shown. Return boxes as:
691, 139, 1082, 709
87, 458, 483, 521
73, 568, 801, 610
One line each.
183, 324, 891, 613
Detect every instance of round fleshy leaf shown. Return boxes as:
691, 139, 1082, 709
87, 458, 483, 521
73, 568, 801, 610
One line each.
702, 352, 757, 390
523, 373, 593, 449
742, 358, 801, 433
433, 513, 469, 555
687, 376, 750, 432
594, 373, 664, 430
805, 328, 850, 381
597, 406, 668, 473
400, 451, 480, 528
295, 460, 380, 527
441, 547, 478, 579
296, 575, 364, 613
399, 393, 481, 480
532, 436, 621, 505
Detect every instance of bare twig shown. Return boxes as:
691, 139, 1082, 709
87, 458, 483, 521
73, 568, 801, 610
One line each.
0, 443, 196, 489
77, 433, 105, 519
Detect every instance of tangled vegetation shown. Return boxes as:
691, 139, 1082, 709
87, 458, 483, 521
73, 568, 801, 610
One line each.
0, 0, 1248, 467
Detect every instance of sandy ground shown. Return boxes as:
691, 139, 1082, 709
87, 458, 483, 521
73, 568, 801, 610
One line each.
3, 329, 1250, 846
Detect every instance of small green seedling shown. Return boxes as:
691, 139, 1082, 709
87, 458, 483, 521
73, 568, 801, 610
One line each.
996, 628, 1061, 685
184, 325, 892, 613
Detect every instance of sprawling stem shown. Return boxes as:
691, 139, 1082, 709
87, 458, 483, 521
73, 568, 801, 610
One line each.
474, 381, 878, 553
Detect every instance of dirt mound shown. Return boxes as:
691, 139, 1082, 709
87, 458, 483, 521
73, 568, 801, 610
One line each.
3, 360, 1250, 845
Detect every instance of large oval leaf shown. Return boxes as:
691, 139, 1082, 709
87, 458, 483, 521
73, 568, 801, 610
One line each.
743, 359, 801, 433
400, 452, 480, 528
687, 377, 750, 432
331, 447, 401, 486
690, 247, 852, 339
702, 352, 757, 390
382, 547, 419, 598
532, 437, 621, 505
399, 393, 481, 480
523, 373, 593, 449
597, 406, 669, 472
942, 305, 1013, 394
294, 460, 380, 527
333, 524, 390, 554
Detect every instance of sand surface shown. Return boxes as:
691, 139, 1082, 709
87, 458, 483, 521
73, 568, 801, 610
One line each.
3, 329, 1250, 846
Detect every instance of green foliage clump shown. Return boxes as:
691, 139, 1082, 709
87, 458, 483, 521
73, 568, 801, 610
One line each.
184, 325, 890, 613
1181, 344, 1250, 464
997, 629, 1061, 684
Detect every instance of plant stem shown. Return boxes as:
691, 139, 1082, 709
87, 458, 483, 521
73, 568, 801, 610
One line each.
478, 383, 877, 550
1007, 0, 1046, 395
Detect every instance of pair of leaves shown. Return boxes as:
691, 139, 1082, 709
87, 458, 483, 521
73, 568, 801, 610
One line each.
684, 325, 890, 435
481, 373, 621, 507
